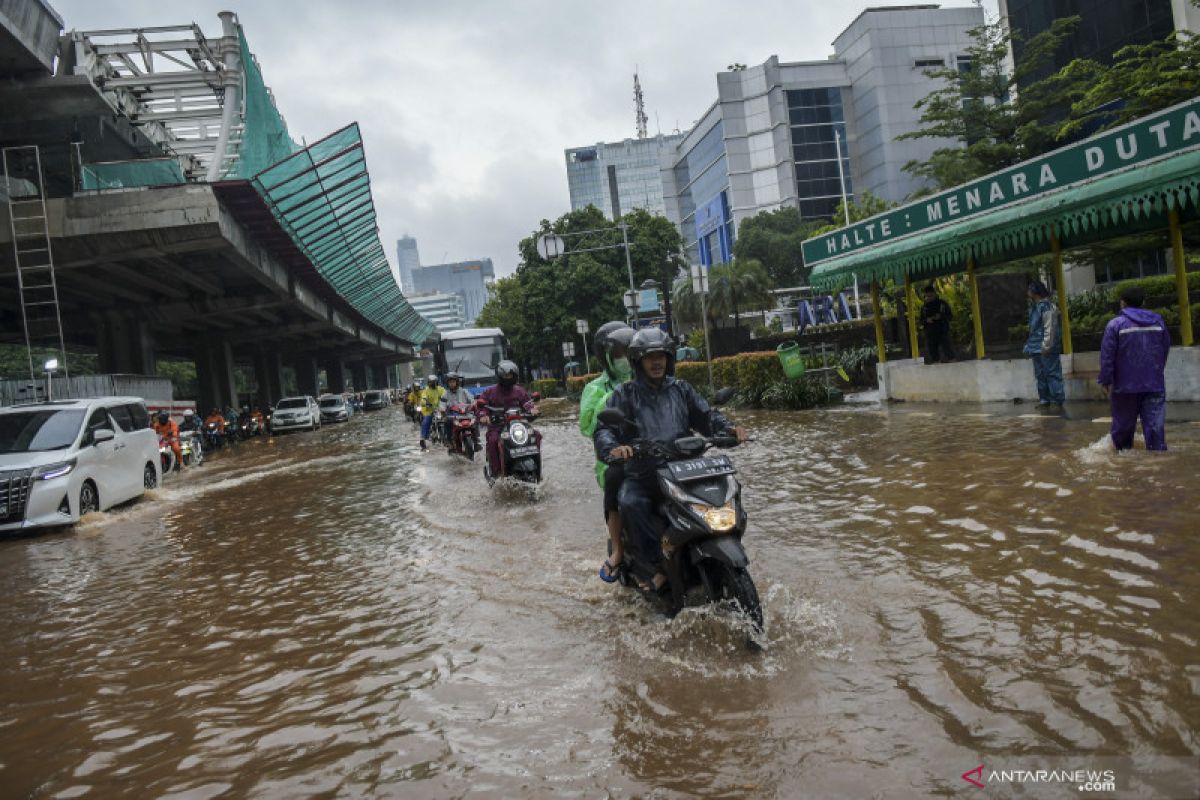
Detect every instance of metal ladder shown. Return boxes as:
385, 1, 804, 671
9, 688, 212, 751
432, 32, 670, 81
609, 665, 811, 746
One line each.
2, 145, 69, 383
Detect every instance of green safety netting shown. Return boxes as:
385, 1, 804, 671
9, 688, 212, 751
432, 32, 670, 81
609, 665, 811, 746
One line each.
80, 157, 186, 190
809, 147, 1200, 292
224, 28, 299, 179
250, 122, 433, 345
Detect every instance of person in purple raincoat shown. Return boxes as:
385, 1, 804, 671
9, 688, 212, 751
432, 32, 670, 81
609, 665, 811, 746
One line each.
474, 360, 540, 477
1098, 286, 1172, 451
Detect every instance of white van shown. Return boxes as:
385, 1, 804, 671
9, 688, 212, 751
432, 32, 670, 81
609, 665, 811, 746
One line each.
0, 397, 161, 531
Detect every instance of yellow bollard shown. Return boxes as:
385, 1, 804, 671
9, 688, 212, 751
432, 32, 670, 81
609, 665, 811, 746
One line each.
967, 256, 985, 360
904, 273, 920, 360
1170, 208, 1194, 346
871, 280, 887, 364
1050, 231, 1073, 355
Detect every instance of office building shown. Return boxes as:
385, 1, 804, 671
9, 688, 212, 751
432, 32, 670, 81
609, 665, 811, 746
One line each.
396, 235, 420, 294
1000, 0, 1199, 89
408, 292, 466, 335
660, 4, 983, 266
410, 258, 495, 324
565, 133, 685, 219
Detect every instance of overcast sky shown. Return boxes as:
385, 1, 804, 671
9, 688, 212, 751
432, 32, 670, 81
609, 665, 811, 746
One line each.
54, 0, 997, 279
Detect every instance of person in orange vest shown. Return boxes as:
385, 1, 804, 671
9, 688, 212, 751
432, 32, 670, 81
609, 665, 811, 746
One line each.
153, 411, 182, 470
204, 408, 226, 434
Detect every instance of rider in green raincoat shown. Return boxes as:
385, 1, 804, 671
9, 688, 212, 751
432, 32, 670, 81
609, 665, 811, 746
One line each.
578, 321, 635, 582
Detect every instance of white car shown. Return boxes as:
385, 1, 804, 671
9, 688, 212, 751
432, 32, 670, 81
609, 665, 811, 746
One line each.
270, 396, 321, 433
0, 397, 161, 532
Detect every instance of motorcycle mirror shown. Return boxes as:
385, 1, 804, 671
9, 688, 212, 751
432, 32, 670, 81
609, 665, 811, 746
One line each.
531, 392, 541, 401
713, 387, 735, 406
597, 408, 626, 427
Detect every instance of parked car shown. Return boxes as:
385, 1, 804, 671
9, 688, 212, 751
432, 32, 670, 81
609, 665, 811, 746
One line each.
270, 396, 321, 433
318, 394, 352, 423
363, 390, 389, 411
0, 397, 160, 532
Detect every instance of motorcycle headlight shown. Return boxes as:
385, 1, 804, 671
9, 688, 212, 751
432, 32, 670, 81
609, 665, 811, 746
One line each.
35, 459, 76, 480
690, 501, 737, 532
509, 422, 529, 446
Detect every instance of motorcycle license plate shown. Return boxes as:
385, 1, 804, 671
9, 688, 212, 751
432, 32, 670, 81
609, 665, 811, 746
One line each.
668, 455, 734, 481
509, 445, 539, 457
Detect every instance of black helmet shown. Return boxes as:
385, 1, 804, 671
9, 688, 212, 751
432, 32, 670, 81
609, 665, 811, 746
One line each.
495, 359, 519, 388
156, 411, 169, 424
593, 321, 632, 357
628, 328, 676, 375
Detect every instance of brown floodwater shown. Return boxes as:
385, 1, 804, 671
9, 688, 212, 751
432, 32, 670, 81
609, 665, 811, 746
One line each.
1, 400, 1198, 798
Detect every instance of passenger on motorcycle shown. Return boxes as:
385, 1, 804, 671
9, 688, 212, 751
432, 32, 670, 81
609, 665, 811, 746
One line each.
251, 407, 266, 430
593, 328, 747, 592
579, 321, 635, 582
418, 374, 445, 451
153, 411, 182, 470
475, 360, 539, 478
439, 371, 475, 448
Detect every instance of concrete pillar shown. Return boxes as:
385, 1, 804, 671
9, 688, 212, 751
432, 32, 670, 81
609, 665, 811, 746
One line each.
323, 359, 347, 393
97, 312, 156, 375
254, 351, 285, 409
399, 362, 414, 387
194, 337, 237, 412
291, 355, 320, 397
349, 361, 368, 392
369, 362, 388, 389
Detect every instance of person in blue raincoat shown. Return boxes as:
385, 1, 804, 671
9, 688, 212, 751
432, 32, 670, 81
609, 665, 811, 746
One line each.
1024, 280, 1064, 405
1098, 286, 1172, 450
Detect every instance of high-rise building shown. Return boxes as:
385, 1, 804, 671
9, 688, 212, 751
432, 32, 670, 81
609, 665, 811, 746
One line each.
410, 258, 495, 324
396, 235, 420, 294
660, 4, 983, 267
1000, 0, 1198, 91
565, 133, 685, 219
408, 292, 466, 335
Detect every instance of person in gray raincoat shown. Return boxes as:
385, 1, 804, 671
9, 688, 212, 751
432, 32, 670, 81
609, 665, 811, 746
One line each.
593, 328, 746, 591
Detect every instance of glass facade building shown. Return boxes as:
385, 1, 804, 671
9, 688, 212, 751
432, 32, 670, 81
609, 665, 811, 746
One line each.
396, 236, 420, 294
565, 133, 684, 219
410, 259, 495, 325
408, 292, 466, 335
787, 88, 852, 221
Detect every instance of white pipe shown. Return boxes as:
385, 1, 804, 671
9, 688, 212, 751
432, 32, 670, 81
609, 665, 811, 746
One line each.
206, 11, 241, 182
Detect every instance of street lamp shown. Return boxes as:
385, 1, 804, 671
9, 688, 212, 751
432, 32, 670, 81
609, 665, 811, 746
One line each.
575, 319, 589, 374
537, 223, 638, 324
623, 290, 639, 327
561, 341, 576, 377
690, 263, 715, 393
43, 358, 59, 401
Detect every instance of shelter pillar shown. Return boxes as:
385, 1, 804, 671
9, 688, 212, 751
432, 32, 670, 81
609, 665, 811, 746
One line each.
349, 362, 368, 392
323, 359, 347, 393
1170, 209, 1194, 346
870, 280, 887, 364
1050, 231, 1073, 354
904, 273, 920, 360
195, 337, 236, 412
254, 351, 285, 409
291, 355, 320, 398
967, 256, 985, 360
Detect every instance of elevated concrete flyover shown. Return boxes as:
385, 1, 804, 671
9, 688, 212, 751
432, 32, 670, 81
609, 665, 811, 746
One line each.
0, 182, 417, 410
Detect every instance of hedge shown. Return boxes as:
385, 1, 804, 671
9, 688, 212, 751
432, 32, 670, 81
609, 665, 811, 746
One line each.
529, 378, 563, 398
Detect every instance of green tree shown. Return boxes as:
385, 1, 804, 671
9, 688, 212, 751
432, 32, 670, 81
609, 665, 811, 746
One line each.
732, 207, 826, 287
673, 258, 774, 333
898, 16, 1082, 193
809, 191, 897, 236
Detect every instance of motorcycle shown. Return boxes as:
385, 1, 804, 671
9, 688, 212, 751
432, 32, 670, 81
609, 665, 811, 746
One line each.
158, 436, 178, 475
481, 402, 541, 485
202, 421, 223, 451
429, 409, 445, 445
596, 397, 762, 637
179, 430, 203, 467
238, 416, 262, 439
445, 402, 480, 460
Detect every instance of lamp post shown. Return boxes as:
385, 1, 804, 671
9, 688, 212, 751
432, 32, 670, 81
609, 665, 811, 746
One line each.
690, 263, 715, 393
538, 224, 638, 325
834, 129, 862, 320
623, 290, 639, 329
43, 358, 59, 401
575, 319, 589, 374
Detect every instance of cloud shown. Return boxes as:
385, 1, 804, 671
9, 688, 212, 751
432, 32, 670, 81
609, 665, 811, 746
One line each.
50, 0, 997, 278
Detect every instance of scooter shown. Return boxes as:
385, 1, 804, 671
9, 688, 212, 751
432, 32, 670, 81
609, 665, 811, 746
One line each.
481, 402, 541, 485
203, 420, 223, 451
446, 402, 480, 460
596, 398, 762, 636
179, 430, 203, 467
159, 436, 178, 475
429, 409, 445, 445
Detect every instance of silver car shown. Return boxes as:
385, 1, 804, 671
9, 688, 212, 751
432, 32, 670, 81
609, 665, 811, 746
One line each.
318, 394, 351, 423
270, 396, 321, 433
0, 397, 161, 531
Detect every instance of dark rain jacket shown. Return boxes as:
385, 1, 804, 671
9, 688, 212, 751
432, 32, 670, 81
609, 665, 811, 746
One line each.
920, 298, 952, 333
594, 375, 731, 479
1098, 307, 1171, 394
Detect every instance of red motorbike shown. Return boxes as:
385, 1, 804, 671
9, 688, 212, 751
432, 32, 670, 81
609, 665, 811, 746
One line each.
446, 402, 480, 460
480, 402, 542, 485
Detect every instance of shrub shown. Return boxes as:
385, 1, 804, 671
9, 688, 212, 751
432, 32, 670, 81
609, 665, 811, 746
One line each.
529, 378, 563, 399
685, 328, 707, 359
565, 372, 598, 399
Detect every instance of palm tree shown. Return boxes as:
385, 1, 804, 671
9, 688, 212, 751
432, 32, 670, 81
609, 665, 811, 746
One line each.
707, 258, 774, 333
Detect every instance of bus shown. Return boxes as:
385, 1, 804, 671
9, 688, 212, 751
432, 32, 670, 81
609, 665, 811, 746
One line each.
437, 327, 508, 396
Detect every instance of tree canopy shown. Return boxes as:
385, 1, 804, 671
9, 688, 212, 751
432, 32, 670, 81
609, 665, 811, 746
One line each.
476, 205, 685, 371
732, 207, 825, 288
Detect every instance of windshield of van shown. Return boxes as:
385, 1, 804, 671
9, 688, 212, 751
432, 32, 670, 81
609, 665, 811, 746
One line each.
319, 398, 344, 408
0, 409, 85, 453
276, 399, 307, 410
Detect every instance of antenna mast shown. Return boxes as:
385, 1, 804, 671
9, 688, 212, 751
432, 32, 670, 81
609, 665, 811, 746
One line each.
634, 71, 648, 139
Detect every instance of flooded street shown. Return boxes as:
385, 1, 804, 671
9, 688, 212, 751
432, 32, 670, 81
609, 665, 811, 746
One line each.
1, 401, 1198, 798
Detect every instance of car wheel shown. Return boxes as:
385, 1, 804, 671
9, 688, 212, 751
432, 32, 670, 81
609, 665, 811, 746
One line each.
144, 462, 158, 490
79, 481, 99, 516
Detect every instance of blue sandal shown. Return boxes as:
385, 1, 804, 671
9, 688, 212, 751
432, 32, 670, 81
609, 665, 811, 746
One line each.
599, 558, 621, 583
